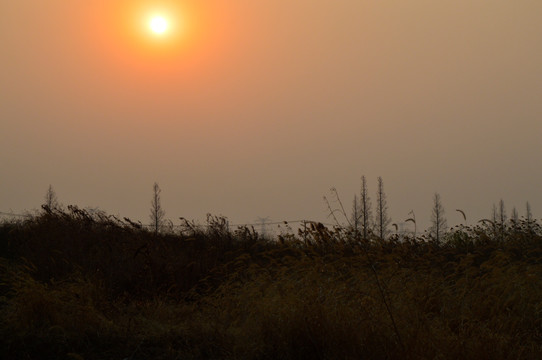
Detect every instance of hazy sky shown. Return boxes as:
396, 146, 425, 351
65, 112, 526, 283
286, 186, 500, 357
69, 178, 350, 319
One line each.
1, 0, 541, 231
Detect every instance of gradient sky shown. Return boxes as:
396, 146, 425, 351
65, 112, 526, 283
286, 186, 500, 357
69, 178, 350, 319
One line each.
1, 0, 541, 231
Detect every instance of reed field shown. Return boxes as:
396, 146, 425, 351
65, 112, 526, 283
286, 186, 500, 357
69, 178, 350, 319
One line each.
1, 206, 541, 359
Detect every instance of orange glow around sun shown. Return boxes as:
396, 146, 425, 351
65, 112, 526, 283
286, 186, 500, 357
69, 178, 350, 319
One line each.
135, 3, 186, 50
87, 0, 238, 76
95, 1, 197, 64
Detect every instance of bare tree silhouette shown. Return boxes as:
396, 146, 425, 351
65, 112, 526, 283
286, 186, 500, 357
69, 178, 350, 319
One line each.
497, 199, 507, 241
526, 201, 534, 234
360, 175, 373, 240
429, 193, 447, 243
43, 185, 60, 210
375, 176, 391, 239
510, 206, 519, 230
149, 182, 165, 235
350, 194, 361, 238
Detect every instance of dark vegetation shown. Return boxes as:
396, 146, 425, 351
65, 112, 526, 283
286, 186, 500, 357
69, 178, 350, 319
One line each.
1, 206, 542, 359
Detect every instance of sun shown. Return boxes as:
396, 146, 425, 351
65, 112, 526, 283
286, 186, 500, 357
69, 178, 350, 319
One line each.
102, 2, 206, 61
149, 15, 168, 35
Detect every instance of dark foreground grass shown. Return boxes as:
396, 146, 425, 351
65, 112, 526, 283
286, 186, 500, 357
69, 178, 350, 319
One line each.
1, 207, 541, 359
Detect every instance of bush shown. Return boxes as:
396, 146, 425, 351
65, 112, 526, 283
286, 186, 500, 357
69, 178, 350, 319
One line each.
1, 208, 541, 359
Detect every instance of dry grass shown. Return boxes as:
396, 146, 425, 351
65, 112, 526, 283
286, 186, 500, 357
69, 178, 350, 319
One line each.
1, 207, 541, 359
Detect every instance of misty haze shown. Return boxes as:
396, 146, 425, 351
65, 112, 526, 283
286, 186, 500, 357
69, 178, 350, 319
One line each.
1, 1, 541, 359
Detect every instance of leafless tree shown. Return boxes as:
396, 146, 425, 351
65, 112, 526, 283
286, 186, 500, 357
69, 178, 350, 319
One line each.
375, 176, 391, 239
497, 199, 507, 241
526, 201, 534, 233
510, 206, 519, 230
490, 204, 496, 223
498, 200, 507, 223
429, 193, 447, 243
43, 185, 60, 210
149, 182, 165, 235
526, 202, 533, 220
360, 175, 373, 240
350, 194, 361, 238
490, 203, 499, 235
324, 178, 372, 240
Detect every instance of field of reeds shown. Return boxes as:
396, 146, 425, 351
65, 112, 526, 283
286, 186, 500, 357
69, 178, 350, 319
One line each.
1, 206, 542, 359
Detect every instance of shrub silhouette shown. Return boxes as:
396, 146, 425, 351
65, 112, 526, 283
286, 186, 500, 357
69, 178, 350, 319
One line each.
1, 206, 541, 359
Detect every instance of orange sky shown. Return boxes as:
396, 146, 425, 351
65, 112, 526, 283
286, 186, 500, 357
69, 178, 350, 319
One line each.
1, 1, 541, 231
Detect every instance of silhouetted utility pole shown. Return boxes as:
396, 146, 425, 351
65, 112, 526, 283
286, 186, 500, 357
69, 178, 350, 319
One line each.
256, 217, 270, 236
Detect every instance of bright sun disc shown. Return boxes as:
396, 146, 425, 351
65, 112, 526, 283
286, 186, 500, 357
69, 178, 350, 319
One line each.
149, 16, 168, 34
